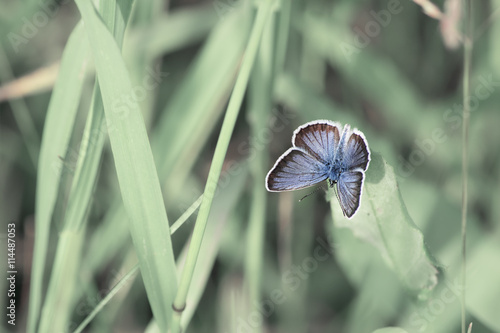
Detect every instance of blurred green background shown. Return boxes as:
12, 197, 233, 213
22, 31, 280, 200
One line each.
1, 0, 499, 332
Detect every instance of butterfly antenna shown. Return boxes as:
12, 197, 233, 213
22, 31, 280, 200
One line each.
299, 185, 326, 202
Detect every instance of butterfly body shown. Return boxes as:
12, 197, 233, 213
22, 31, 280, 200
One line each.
266, 120, 370, 218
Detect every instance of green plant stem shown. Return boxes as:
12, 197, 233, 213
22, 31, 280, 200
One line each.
245, 9, 274, 328
461, 0, 473, 332
72, 264, 140, 333
169, 2, 274, 332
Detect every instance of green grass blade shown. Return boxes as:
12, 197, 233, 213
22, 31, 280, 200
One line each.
74, 0, 177, 330
151, 7, 249, 199
27, 22, 90, 333
170, 1, 274, 332
461, 0, 473, 331
372, 328, 409, 333
38, 229, 86, 333
72, 264, 140, 333
37, 2, 135, 331
0, 48, 39, 168
125, 6, 218, 62
330, 153, 438, 294
180, 164, 249, 329
74, 192, 202, 332
244, 8, 274, 324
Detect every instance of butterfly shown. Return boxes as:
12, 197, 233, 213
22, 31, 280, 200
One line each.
265, 120, 370, 218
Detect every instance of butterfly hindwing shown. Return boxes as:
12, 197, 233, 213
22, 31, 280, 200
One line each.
266, 148, 328, 192
336, 170, 364, 218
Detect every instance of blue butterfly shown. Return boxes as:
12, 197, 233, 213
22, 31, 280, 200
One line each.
266, 120, 370, 218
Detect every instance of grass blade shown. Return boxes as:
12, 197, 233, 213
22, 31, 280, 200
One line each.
27, 23, 90, 333
244, 7, 274, 324
37, 2, 135, 331
74, 0, 177, 329
72, 265, 140, 333
461, 0, 473, 331
170, 1, 275, 332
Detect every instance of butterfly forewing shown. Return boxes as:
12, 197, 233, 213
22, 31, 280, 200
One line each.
292, 121, 341, 164
336, 170, 364, 218
266, 148, 328, 191
343, 131, 370, 171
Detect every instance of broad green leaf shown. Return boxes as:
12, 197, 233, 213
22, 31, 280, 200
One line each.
327, 224, 403, 333
74, 0, 177, 330
467, 235, 500, 331
330, 152, 438, 294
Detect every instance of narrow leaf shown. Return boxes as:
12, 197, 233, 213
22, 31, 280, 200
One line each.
74, 0, 177, 329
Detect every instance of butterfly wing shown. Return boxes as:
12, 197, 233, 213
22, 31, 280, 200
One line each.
266, 148, 328, 192
292, 120, 341, 164
343, 129, 370, 171
336, 170, 364, 218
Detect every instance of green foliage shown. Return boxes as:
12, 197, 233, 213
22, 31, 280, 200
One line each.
1, 0, 499, 332
330, 153, 438, 294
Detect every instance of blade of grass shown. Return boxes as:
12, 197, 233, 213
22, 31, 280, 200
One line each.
170, 194, 203, 234
0, 48, 39, 168
74, 191, 204, 332
27, 22, 90, 333
125, 6, 218, 63
81, 6, 240, 280
38, 228, 86, 333
74, 0, 178, 330
372, 328, 409, 333
77, 9, 249, 313
152, 7, 249, 201
170, 1, 275, 332
244, 8, 274, 328
38, 2, 134, 331
461, 0, 473, 330
180, 164, 249, 329
274, 0, 291, 77
72, 264, 140, 333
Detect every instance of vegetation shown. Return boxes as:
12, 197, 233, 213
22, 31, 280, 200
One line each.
1, 0, 499, 332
